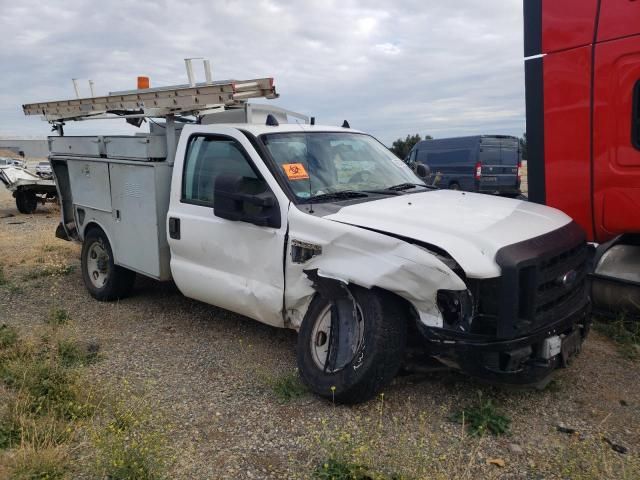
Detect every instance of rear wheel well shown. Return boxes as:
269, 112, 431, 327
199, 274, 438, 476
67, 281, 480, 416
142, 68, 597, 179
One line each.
83, 222, 104, 240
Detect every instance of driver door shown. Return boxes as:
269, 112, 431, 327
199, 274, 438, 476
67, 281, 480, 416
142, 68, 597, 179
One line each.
167, 127, 288, 327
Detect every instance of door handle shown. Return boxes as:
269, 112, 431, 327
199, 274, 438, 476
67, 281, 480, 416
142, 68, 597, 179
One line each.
169, 217, 180, 239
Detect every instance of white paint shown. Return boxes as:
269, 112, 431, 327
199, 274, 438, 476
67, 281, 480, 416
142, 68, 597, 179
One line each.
163, 124, 574, 332
284, 205, 466, 329
167, 126, 291, 327
0, 165, 54, 192
325, 190, 572, 278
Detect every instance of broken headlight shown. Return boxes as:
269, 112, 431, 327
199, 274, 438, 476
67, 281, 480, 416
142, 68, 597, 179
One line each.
436, 289, 475, 332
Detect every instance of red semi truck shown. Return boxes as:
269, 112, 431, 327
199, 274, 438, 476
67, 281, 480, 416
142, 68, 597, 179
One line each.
524, 0, 640, 314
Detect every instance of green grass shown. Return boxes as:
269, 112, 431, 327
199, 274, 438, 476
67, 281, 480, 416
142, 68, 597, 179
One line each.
3, 356, 91, 420
0, 327, 94, 420
0, 265, 7, 286
0, 265, 22, 293
0, 414, 21, 449
57, 339, 99, 367
314, 458, 407, 480
0, 324, 19, 349
92, 391, 172, 480
0, 299, 171, 478
10, 446, 68, 480
269, 370, 308, 403
23, 264, 75, 281
594, 317, 640, 360
47, 308, 70, 326
452, 397, 511, 437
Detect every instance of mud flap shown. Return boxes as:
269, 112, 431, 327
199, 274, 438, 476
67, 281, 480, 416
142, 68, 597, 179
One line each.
305, 269, 359, 372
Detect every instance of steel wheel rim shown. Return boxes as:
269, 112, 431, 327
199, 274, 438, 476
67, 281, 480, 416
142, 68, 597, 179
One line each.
310, 302, 365, 373
87, 241, 110, 289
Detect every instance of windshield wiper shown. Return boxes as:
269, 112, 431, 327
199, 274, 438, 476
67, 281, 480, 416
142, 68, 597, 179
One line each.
363, 183, 432, 195
302, 190, 369, 203
386, 182, 428, 191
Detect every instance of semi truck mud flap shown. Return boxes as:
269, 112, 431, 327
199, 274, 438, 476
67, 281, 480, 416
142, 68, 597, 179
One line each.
560, 329, 582, 367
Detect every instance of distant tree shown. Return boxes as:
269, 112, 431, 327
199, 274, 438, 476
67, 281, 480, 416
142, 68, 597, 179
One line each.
390, 134, 433, 159
519, 133, 527, 160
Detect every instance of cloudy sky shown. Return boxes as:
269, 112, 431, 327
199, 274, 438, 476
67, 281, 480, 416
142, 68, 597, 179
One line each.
0, 0, 525, 145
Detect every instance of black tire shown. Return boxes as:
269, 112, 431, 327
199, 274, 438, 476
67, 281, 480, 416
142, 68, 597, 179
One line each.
297, 287, 407, 404
81, 228, 136, 301
449, 182, 460, 191
15, 190, 37, 214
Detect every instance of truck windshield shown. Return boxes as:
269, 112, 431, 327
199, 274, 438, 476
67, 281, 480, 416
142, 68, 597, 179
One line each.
261, 132, 425, 201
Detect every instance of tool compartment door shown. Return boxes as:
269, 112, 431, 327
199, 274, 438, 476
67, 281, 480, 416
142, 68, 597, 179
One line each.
109, 163, 163, 278
67, 161, 112, 212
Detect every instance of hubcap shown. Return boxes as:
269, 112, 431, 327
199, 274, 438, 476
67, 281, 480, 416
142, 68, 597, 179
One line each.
310, 302, 365, 372
86, 241, 109, 288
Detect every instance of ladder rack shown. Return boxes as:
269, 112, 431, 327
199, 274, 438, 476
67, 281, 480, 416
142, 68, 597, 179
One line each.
23, 77, 277, 122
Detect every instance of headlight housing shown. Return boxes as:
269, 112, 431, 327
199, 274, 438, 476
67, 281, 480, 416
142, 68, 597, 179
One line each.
436, 289, 475, 332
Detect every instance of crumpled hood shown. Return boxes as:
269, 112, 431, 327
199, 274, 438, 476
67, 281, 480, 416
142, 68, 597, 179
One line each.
324, 190, 572, 278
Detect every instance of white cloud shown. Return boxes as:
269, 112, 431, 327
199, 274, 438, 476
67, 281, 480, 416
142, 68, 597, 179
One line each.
374, 43, 402, 56
0, 0, 526, 144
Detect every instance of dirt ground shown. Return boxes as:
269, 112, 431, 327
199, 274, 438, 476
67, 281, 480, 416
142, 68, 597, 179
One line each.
0, 187, 639, 479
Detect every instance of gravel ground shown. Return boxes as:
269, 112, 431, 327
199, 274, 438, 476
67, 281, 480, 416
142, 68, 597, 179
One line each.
0, 187, 639, 479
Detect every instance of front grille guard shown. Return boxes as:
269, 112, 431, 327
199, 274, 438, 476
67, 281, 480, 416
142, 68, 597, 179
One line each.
493, 221, 590, 339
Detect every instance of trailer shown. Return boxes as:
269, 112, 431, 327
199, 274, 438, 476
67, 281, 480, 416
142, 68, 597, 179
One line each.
0, 165, 57, 213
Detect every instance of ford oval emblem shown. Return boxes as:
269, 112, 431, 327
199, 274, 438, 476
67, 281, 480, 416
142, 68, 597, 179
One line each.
559, 270, 578, 288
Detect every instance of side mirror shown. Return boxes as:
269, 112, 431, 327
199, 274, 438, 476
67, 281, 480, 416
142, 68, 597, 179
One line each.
213, 174, 281, 228
413, 163, 430, 179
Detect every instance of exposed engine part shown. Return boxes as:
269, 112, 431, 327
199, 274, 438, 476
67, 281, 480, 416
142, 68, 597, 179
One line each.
291, 239, 322, 264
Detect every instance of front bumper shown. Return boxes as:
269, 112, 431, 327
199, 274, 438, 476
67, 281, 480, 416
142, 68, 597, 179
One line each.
418, 300, 591, 385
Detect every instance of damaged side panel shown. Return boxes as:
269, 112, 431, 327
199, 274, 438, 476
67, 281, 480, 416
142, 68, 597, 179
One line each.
284, 206, 467, 329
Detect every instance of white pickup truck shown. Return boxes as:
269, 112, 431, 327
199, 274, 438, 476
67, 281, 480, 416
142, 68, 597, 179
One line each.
26, 75, 591, 403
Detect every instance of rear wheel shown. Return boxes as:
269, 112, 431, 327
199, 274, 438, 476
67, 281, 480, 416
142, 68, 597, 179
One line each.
449, 182, 460, 190
297, 286, 407, 404
15, 190, 37, 214
81, 228, 136, 301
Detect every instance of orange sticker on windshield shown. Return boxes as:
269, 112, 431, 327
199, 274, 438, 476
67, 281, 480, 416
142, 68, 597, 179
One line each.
282, 163, 309, 180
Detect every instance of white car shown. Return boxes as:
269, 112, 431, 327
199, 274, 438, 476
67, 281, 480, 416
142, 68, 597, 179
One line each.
0, 157, 25, 168
35, 161, 53, 178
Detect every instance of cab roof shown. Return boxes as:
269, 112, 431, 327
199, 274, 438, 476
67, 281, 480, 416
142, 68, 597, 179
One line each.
190, 123, 364, 137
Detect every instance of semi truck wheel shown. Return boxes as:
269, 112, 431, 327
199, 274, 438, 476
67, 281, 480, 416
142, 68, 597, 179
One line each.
81, 228, 136, 301
297, 286, 407, 404
15, 190, 37, 214
449, 182, 460, 190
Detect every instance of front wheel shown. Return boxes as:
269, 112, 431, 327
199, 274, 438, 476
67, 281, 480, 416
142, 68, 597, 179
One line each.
81, 228, 136, 301
297, 286, 407, 404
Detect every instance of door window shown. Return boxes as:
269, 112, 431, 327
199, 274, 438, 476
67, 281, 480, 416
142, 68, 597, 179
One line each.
182, 136, 259, 206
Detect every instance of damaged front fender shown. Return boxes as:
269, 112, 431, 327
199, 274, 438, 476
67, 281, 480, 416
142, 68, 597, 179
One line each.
284, 206, 467, 329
